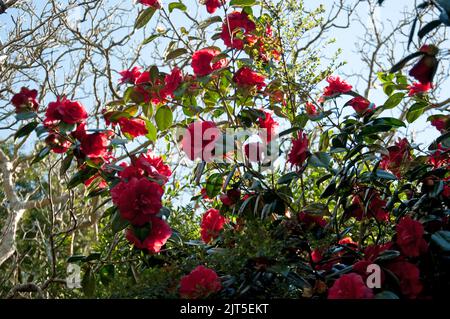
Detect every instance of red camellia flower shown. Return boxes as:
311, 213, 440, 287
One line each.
72, 123, 110, 158
221, 11, 256, 50
119, 66, 142, 84
181, 121, 221, 161
396, 216, 428, 257
220, 189, 241, 207
179, 265, 222, 299
44, 97, 88, 126
161, 67, 183, 98
45, 133, 71, 154
118, 117, 148, 138
191, 48, 228, 77
287, 131, 309, 168
203, 0, 225, 14
200, 208, 226, 243
430, 116, 448, 132
118, 151, 172, 184
323, 76, 353, 97
387, 261, 423, 299
407, 82, 432, 96
380, 138, 412, 178
328, 273, 374, 299
347, 96, 374, 115
257, 110, 278, 143
409, 45, 439, 85
305, 102, 318, 116
233, 66, 266, 90
11, 87, 39, 113
125, 217, 172, 253
350, 190, 389, 222
138, 0, 161, 9
298, 211, 327, 228
111, 177, 164, 225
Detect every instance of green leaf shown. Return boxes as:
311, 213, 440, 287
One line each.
199, 16, 222, 29
375, 169, 397, 180
142, 34, 161, 45
382, 92, 405, 109
31, 147, 51, 165
375, 291, 400, 299
60, 153, 74, 176
277, 172, 299, 184
67, 167, 97, 189
230, 0, 256, 6
145, 120, 157, 142
82, 267, 96, 298
15, 112, 37, 121
67, 255, 86, 263
431, 230, 450, 252
111, 210, 129, 234
165, 48, 188, 62
168, 2, 187, 13
406, 102, 427, 123
155, 106, 173, 131
14, 121, 38, 140
135, 7, 156, 29
206, 173, 223, 198
99, 265, 115, 287
83, 252, 101, 262
308, 152, 331, 169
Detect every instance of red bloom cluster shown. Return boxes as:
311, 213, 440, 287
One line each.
181, 121, 221, 161
430, 116, 449, 133
287, 131, 309, 168
119, 66, 142, 84
349, 189, 389, 222
323, 76, 352, 97
257, 110, 278, 143
233, 66, 266, 90
138, 0, 161, 9
203, 0, 225, 14
380, 138, 412, 177
298, 211, 327, 229
220, 189, 241, 207
396, 216, 428, 257
200, 208, 226, 243
409, 45, 439, 85
73, 123, 111, 158
221, 11, 256, 50
44, 97, 88, 127
305, 102, 318, 116
118, 117, 148, 138
348, 96, 374, 115
11, 87, 39, 113
328, 273, 374, 299
179, 265, 222, 299
387, 262, 423, 299
407, 82, 432, 96
111, 150, 172, 253
191, 48, 228, 77
45, 133, 72, 154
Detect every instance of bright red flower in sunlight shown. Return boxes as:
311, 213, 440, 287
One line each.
126, 217, 172, 253
118, 151, 172, 185
323, 76, 353, 97
11, 87, 39, 113
72, 124, 110, 158
191, 48, 228, 77
428, 144, 450, 168
409, 45, 439, 85
380, 138, 412, 178
347, 96, 374, 115
200, 208, 226, 243
162, 67, 183, 98
396, 216, 428, 257
203, 0, 225, 14
407, 82, 432, 96
138, 0, 161, 9
44, 97, 88, 126
221, 11, 256, 50
181, 121, 221, 161
111, 177, 164, 225
257, 110, 278, 143
387, 261, 423, 299
287, 131, 309, 168
328, 273, 373, 299
118, 117, 148, 138
233, 66, 266, 90
84, 174, 108, 189
305, 102, 318, 116
45, 133, 71, 154
119, 66, 142, 84
179, 265, 222, 299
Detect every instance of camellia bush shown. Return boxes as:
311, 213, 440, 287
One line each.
0, 0, 449, 299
